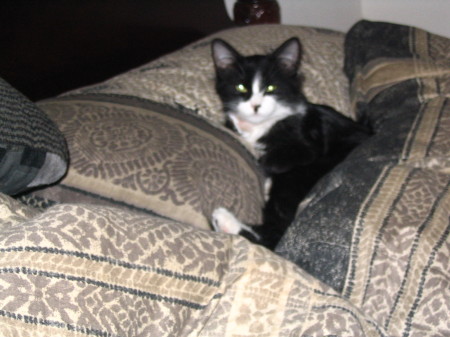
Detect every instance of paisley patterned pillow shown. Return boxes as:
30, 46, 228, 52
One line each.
30, 94, 264, 230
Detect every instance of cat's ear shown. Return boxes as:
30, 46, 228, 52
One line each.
273, 38, 301, 73
212, 39, 240, 70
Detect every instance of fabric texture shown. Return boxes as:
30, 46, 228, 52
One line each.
30, 94, 264, 230
0, 193, 384, 337
276, 20, 450, 337
65, 25, 352, 124
0, 77, 69, 195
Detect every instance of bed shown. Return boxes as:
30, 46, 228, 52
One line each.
1, 4, 449, 336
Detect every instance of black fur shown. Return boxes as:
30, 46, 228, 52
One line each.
248, 105, 370, 248
212, 38, 371, 250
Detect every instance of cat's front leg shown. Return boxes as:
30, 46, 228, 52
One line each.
211, 207, 261, 241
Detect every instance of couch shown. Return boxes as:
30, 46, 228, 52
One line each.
0, 20, 449, 336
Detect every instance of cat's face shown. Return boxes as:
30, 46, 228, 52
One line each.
212, 38, 303, 126
230, 71, 283, 125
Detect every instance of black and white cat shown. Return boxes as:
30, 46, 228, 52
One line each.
210, 37, 371, 250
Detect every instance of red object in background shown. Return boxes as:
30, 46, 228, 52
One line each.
234, 0, 280, 25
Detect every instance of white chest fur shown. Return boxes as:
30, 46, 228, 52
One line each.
229, 112, 287, 151
229, 102, 306, 155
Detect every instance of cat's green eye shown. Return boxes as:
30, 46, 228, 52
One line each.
266, 85, 277, 93
235, 84, 248, 93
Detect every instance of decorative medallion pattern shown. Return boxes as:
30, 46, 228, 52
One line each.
38, 96, 264, 229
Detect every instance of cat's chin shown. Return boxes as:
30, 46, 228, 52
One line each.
231, 112, 275, 125
236, 104, 297, 129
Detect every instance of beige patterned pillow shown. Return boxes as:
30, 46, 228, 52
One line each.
65, 25, 351, 124
0, 193, 384, 336
31, 95, 264, 230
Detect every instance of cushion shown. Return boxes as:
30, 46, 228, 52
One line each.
29, 94, 264, 230
0, 192, 384, 336
0, 77, 68, 195
276, 20, 450, 337
64, 25, 353, 124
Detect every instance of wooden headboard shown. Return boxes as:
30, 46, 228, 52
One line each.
0, 1, 233, 101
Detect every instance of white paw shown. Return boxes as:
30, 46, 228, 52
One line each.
211, 207, 243, 234
211, 207, 261, 241
263, 178, 272, 201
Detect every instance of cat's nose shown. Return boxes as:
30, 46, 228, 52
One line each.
252, 104, 261, 113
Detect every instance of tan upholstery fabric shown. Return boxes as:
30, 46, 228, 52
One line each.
33, 95, 264, 230
0, 193, 383, 336
65, 25, 351, 124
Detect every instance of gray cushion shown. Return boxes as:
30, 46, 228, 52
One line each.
0, 77, 69, 195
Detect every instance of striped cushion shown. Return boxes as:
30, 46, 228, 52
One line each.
277, 20, 450, 337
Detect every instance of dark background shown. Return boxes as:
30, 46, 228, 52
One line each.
0, 1, 233, 101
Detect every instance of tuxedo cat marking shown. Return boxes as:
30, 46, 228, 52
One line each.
212, 38, 307, 151
211, 38, 371, 250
